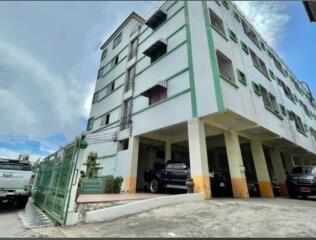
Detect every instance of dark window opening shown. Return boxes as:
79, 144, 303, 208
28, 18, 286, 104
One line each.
216, 50, 235, 83
97, 67, 104, 79
113, 32, 122, 49
101, 49, 107, 60
92, 92, 99, 104
291, 111, 305, 133
209, 9, 225, 36
242, 20, 260, 48
300, 100, 311, 117
272, 56, 285, 76
105, 82, 115, 95
121, 98, 132, 130
128, 38, 138, 60
142, 85, 167, 105
281, 81, 294, 102
87, 118, 94, 131
125, 66, 135, 92
111, 55, 119, 69
260, 85, 280, 114
119, 139, 129, 151
143, 40, 167, 63
145, 10, 167, 30
250, 49, 268, 77
100, 114, 110, 126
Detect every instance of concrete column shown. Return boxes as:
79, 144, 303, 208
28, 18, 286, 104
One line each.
125, 136, 139, 193
283, 153, 295, 173
165, 140, 172, 163
250, 140, 273, 198
269, 148, 288, 196
224, 130, 249, 198
187, 118, 211, 199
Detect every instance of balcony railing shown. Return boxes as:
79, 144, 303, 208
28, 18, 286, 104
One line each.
128, 47, 137, 61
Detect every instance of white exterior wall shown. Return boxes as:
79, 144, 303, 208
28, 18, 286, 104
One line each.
205, 1, 316, 154
85, 1, 316, 179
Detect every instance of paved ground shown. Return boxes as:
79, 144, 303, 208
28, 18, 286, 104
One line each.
0, 202, 24, 237
9, 197, 316, 238
0, 200, 53, 237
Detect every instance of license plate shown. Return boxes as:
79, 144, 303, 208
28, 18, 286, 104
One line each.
300, 187, 311, 193
220, 182, 225, 187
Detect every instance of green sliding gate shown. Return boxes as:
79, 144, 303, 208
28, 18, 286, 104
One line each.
32, 138, 87, 225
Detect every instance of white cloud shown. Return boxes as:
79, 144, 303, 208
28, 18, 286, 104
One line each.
234, 1, 290, 47
0, 39, 91, 139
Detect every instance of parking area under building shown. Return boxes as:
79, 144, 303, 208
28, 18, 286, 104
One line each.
125, 110, 316, 199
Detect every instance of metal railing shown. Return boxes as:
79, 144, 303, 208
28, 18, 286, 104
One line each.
124, 77, 135, 92
128, 47, 137, 61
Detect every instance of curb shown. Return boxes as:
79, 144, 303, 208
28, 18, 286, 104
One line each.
85, 193, 204, 223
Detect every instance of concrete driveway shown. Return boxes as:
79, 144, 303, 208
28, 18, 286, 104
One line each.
13, 197, 316, 238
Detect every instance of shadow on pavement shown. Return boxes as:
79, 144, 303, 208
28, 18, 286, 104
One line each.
0, 200, 22, 213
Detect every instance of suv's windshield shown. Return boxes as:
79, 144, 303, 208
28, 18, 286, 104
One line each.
291, 166, 316, 174
0, 162, 31, 171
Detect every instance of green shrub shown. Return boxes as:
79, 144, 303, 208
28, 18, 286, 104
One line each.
104, 175, 124, 193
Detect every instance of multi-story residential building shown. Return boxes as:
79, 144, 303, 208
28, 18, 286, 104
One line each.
84, 1, 316, 199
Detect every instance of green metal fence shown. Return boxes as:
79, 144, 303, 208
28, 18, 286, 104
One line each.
32, 139, 86, 225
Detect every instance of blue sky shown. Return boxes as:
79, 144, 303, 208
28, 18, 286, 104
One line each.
0, 1, 315, 161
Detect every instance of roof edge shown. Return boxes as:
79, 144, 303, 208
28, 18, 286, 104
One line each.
100, 11, 145, 50
303, 1, 316, 22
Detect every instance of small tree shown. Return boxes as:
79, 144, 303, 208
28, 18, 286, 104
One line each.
84, 152, 103, 178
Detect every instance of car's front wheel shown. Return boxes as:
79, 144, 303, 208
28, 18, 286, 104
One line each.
149, 179, 160, 193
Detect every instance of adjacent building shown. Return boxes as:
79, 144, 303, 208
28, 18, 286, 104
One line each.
303, 1, 316, 22
84, 1, 316, 199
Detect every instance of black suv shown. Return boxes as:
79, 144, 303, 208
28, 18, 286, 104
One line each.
286, 166, 316, 198
144, 161, 232, 196
144, 160, 189, 193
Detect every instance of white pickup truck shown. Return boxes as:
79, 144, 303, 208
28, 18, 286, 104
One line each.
0, 158, 33, 208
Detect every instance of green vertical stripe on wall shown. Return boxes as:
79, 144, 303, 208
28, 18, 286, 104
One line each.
184, 1, 198, 118
201, 1, 224, 112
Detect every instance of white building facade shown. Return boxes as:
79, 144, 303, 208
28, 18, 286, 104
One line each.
85, 1, 316, 199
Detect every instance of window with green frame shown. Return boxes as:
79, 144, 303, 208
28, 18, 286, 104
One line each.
269, 69, 275, 80
260, 41, 266, 50
101, 49, 107, 60
279, 104, 286, 115
293, 94, 298, 103
233, 11, 241, 22
92, 92, 99, 104
222, 1, 229, 9
267, 49, 273, 58
277, 77, 283, 86
113, 32, 122, 49
287, 110, 293, 120
229, 29, 238, 43
237, 69, 247, 85
97, 67, 104, 79
87, 118, 94, 131
252, 82, 261, 96
240, 41, 249, 54
209, 8, 227, 39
